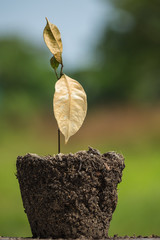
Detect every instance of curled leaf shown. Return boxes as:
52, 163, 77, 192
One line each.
50, 56, 59, 70
53, 74, 87, 143
43, 18, 63, 63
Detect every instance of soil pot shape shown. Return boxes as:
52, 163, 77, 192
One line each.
16, 147, 125, 239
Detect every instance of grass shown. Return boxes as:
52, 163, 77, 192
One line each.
0, 106, 160, 237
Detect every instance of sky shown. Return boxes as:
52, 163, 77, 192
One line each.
0, 0, 112, 70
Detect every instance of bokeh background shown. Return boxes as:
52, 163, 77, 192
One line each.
0, 0, 160, 237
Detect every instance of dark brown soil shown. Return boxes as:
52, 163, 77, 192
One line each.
1, 236, 160, 240
16, 147, 125, 239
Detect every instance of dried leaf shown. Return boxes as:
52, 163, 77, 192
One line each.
43, 18, 63, 63
53, 74, 87, 143
50, 56, 59, 70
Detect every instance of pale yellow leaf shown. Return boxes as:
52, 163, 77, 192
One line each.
43, 18, 63, 63
53, 74, 87, 143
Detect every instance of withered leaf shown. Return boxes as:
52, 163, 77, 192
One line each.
50, 56, 59, 70
53, 74, 87, 143
43, 18, 63, 63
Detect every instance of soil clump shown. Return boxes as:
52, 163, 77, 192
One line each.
16, 147, 125, 239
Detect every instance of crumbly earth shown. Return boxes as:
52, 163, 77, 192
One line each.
16, 147, 125, 239
1, 237, 160, 240
0, 234, 160, 240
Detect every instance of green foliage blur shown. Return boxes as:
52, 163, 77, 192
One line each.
0, 38, 55, 126
0, 0, 160, 237
73, 0, 160, 106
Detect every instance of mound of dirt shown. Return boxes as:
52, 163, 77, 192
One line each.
16, 147, 125, 239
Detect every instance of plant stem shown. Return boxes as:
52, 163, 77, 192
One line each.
54, 69, 59, 79
58, 128, 61, 154
53, 61, 63, 154
60, 61, 64, 77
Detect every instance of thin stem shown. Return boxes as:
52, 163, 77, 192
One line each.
53, 61, 63, 154
58, 128, 61, 154
54, 69, 59, 79
60, 61, 64, 77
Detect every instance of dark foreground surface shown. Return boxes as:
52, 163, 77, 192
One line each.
16, 147, 125, 239
1, 236, 160, 240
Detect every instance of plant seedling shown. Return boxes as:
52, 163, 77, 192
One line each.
16, 18, 125, 240
43, 18, 87, 153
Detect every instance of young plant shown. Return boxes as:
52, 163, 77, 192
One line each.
43, 18, 87, 153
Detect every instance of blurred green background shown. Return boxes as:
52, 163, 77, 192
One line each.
0, 0, 160, 237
